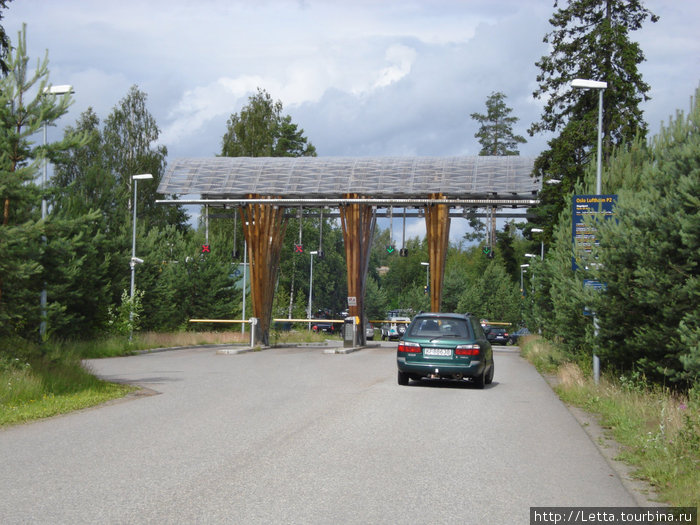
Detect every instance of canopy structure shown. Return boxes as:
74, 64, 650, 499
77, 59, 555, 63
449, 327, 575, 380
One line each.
158, 155, 539, 201
157, 156, 539, 345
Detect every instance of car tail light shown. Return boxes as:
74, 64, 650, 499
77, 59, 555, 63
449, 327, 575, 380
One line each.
397, 341, 421, 353
455, 344, 480, 356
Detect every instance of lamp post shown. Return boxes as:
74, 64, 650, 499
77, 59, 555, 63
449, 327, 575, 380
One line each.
572, 78, 607, 386
524, 254, 537, 295
39, 84, 74, 339
520, 264, 529, 296
307, 250, 319, 330
420, 261, 429, 294
571, 78, 607, 194
130, 174, 153, 341
241, 236, 247, 334
531, 228, 544, 260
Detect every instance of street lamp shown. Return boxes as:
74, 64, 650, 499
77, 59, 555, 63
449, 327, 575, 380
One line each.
130, 174, 153, 341
307, 250, 319, 331
571, 78, 607, 194
531, 228, 544, 260
420, 261, 429, 290
572, 78, 608, 386
39, 84, 74, 339
520, 264, 529, 296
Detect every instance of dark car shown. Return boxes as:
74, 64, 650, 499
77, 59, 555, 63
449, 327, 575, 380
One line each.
508, 327, 530, 345
485, 326, 509, 345
397, 312, 494, 388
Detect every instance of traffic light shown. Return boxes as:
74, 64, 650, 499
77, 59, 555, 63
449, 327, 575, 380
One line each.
317, 249, 324, 259
399, 248, 408, 257
386, 244, 395, 254
201, 244, 211, 254
482, 246, 494, 259
424, 285, 429, 295
294, 244, 303, 253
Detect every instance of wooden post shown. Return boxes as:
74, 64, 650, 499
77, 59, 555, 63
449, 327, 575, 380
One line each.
339, 194, 376, 344
240, 195, 288, 346
424, 193, 451, 313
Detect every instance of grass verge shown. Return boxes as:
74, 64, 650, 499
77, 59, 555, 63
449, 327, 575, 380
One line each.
0, 343, 135, 427
520, 336, 699, 510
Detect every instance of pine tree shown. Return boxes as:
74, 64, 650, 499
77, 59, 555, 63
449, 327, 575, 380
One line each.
594, 88, 700, 385
528, 0, 658, 239
0, 25, 86, 339
0, 1, 12, 76
471, 91, 526, 156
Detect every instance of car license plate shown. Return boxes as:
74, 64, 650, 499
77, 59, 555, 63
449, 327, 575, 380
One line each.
424, 348, 452, 357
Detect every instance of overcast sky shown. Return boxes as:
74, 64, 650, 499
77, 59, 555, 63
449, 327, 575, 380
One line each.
5, 0, 699, 242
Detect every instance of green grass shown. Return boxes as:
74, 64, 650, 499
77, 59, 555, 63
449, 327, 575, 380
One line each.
520, 336, 700, 510
0, 345, 135, 427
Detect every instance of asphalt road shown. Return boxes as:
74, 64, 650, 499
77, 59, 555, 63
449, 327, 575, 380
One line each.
0, 344, 641, 524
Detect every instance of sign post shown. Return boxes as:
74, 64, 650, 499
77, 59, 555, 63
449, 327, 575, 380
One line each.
573, 195, 617, 385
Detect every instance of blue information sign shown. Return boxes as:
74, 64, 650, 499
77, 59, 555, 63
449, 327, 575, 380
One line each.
572, 194, 617, 271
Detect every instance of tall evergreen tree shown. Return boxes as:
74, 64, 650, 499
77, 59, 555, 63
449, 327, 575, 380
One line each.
0, 1, 12, 76
528, 0, 658, 239
593, 89, 700, 385
471, 91, 526, 156
0, 25, 87, 339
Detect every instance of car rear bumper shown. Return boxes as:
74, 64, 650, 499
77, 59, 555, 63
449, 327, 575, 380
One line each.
397, 357, 485, 378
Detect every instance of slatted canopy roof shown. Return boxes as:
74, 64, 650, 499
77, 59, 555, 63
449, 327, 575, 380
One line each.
157, 156, 540, 202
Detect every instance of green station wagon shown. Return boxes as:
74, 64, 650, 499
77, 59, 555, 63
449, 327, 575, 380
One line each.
396, 312, 494, 388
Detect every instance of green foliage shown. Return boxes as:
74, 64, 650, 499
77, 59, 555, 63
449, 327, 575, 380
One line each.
529, 86, 700, 390
456, 259, 521, 324
107, 289, 144, 337
591, 91, 700, 385
0, 339, 133, 426
221, 88, 316, 158
528, 0, 658, 240
0, 25, 88, 340
471, 91, 526, 156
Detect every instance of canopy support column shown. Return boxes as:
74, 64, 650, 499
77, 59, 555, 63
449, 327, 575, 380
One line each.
241, 195, 288, 346
339, 194, 376, 344
424, 193, 451, 313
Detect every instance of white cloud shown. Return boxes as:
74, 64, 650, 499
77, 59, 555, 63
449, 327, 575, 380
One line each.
372, 45, 416, 90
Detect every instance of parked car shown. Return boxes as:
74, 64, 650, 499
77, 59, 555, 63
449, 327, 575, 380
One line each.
508, 327, 530, 345
397, 312, 494, 388
311, 314, 338, 334
485, 326, 509, 345
381, 316, 411, 340
365, 320, 375, 341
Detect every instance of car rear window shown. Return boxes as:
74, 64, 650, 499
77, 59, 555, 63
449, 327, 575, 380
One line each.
407, 317, 470, 338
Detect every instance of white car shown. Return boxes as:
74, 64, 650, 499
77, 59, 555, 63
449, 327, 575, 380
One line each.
381, 317, 411, 340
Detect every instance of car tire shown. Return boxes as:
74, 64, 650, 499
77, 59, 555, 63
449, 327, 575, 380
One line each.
473, 367, 486, 389
398, 370, 409, 386
485, 362, 494, 385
